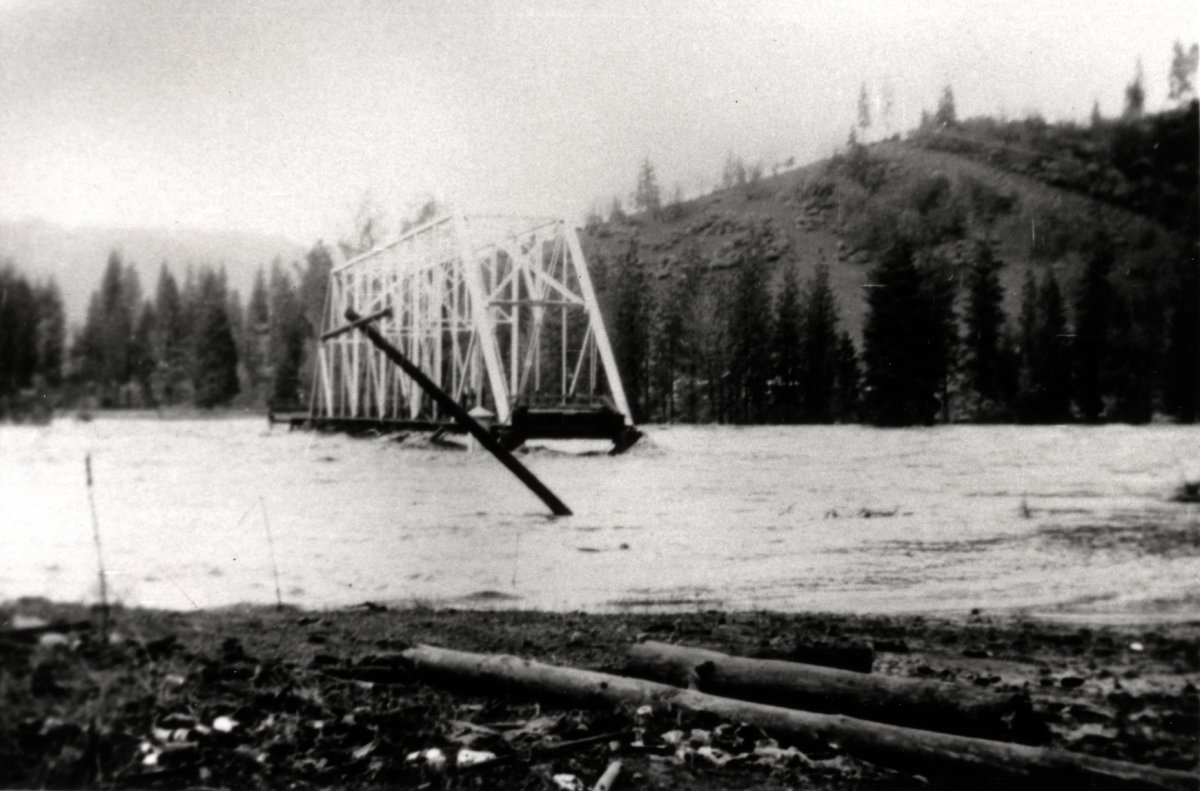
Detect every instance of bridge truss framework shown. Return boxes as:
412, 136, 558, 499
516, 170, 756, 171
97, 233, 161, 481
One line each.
312, 214, 633, 444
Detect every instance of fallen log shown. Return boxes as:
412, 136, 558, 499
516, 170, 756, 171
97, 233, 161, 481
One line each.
401, 644, 1195, 791
627, 640, 1039, 742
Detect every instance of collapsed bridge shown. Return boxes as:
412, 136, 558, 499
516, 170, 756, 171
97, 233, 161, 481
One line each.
306, 213, 640, 453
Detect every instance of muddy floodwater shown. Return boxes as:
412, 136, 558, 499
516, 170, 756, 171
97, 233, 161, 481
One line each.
2, 416, 1198, 620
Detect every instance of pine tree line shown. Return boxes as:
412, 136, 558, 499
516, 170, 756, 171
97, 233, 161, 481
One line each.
5, 228, 1195, 426
0, 244, 334, 415
594, 229, 1198, 427
0, 262, 65, 420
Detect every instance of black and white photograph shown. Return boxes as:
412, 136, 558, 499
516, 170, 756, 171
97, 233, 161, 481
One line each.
1, 1, 1197, 787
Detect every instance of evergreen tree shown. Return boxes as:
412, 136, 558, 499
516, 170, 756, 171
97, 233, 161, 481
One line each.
772, 265, 802, 421
833, 331, 861, 421
1074, 236, 1116, 421
299, 243, 332, 333
130, 302, 157, 405
612, 241, 652, 420
34, 279, 65, 387
1017, 268, 1039, 397
857, 82, 872, 133
689, 279, 730, 422
191, 268, 239, 408
179, 266, 200, 391
226, 286, 246, 399
1030, 270, 1073, 422
962, 241, 1008, 415
634, 157, 662, 217
268, 261, 307, 407
608, 196, 626, 223
672, 244, 709, 422
0, 263, 39, 400
726, 226, 772, 423
1164, 250, 1199, 422
244, 265, 271, 404
798, 263, 841, 422
652, 250, 701, 422
916, 257, 959, 422
1168, 40, 1199, 103
1123, 59, 1145, 120
1108, 290, 1157, 423
880, 81, 896, 134
80, 252, 138, 403
863, 241, 954, 425
153, 264, 188, 405
722, 152, 747, 189
935, 84, 957, 128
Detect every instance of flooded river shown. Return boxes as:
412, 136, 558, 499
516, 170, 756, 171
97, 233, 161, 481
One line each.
2, 416, 1198, 620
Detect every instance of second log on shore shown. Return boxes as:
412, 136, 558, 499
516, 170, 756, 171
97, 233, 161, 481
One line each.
626, 640, 1042, 742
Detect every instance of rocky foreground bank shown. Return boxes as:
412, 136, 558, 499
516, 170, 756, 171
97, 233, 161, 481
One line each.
1, 600, 1196, 789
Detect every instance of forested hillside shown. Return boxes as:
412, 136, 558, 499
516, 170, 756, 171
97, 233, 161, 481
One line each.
578, 98, 1198, 425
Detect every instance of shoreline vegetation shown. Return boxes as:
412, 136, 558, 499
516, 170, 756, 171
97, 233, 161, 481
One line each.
1, 599, 1196, 789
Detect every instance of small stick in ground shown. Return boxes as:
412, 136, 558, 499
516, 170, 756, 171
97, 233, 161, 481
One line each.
593, 759, 622, 791
259, 497, 283, 610
85, 453, 109, 637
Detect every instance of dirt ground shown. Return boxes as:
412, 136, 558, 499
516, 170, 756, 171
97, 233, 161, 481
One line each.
1, 599, 1196, 789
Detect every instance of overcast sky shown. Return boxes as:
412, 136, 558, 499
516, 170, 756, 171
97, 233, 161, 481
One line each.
2, 0, 1195, 244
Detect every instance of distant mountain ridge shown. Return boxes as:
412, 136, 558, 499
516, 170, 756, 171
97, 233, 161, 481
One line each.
0, 218, 307, 324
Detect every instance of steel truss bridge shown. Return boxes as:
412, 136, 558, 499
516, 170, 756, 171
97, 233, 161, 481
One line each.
308, 213, 639, 451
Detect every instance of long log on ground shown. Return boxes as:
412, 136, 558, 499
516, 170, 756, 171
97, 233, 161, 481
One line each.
401, 644, 1195, 791
626, 640, 1039, 742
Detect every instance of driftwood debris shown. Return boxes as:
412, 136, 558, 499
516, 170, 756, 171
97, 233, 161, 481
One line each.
401, 644, 1195, 791
626, 640, 1038, 741
592, 759, 622, 791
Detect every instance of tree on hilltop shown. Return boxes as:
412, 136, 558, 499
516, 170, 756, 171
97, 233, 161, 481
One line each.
1168, 41, 1198, 103
1123, 59, 1145, 120
934, 85, 957, 128
857, 83, 872, 134
634, 157, 662, 217
722, 151, 747, 190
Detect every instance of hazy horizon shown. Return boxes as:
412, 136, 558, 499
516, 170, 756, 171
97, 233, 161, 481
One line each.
2, 0, 1196, 246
